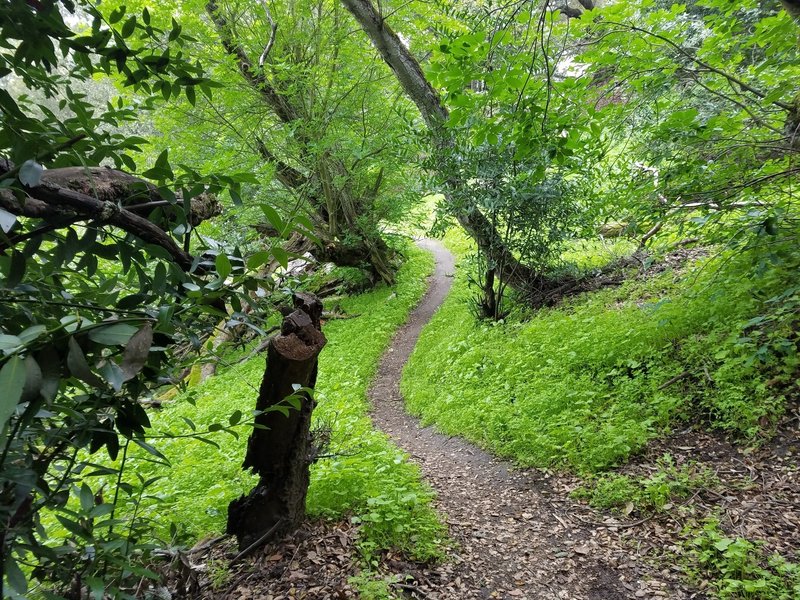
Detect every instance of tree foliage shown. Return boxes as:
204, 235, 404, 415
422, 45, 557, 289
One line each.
0, 2, 306, 596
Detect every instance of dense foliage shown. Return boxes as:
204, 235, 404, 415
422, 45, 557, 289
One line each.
0, 2, 307, 596
1, 0, 799, 597
403, 229, 797, 472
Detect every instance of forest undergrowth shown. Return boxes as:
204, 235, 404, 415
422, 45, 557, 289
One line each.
400, 228, 800, 599
110, 242, 446, 563
403, 229, 797, 472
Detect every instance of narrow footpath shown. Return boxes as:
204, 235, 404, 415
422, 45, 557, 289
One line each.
367, 239, 690, 600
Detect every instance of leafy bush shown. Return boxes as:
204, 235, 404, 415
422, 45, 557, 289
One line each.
685, 520, 800, 600
572, 455, 718, 514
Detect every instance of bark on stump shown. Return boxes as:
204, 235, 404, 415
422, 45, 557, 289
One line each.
226, 293, 326, 551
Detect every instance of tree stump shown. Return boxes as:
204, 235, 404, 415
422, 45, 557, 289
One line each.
226, 293, 326, 551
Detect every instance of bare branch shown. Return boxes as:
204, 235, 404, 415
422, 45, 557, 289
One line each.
258, 0, 278, 67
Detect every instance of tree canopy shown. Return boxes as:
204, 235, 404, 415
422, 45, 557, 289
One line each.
1, 0, 799, 597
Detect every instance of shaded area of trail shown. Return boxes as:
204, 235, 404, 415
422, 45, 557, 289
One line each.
367, 239, 689, 600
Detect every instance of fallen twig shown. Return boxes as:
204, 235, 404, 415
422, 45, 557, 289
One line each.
658, 371, 691, 390
570, 512, 655, 529
230, 520, 285, 565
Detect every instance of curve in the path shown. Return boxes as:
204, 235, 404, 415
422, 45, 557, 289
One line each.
367, 239, 685, 600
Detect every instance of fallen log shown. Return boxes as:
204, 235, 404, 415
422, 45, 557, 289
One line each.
0, 162, 222, 267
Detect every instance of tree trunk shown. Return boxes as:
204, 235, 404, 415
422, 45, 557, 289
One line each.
206, 2, 395, 284
341, 0, 538, 292
226, 293, 327, 551
481, 267, 496, 320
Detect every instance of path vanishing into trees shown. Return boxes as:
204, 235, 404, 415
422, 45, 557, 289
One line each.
367, 239, 690, 600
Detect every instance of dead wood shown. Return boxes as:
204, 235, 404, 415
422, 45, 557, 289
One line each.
226, 292, 327, 551
0, 162, 222, 268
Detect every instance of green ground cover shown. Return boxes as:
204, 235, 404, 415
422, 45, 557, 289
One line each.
401, 230, 795, 473
124, 242, 445, 560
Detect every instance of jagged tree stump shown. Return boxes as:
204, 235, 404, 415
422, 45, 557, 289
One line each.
226, 293, 326, 551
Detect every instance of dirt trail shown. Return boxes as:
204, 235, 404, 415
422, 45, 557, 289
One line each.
367, 239, 688, 600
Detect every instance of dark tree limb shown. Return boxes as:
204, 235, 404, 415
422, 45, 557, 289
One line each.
0, 165, 197, 271
35, 166, 222, 226
227, 293, 326, 551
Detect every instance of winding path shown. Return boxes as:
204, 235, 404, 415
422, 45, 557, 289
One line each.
367, 240, 681, 600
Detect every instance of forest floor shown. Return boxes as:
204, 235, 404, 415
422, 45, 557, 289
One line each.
197, 240, 799, 600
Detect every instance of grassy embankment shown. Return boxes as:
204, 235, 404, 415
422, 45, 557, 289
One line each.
402, 229, 796, 472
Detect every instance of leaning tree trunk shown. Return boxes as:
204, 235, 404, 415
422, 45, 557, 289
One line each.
206, 1, 395, 284
226, 293, 327, 551
340, 0, 539, 292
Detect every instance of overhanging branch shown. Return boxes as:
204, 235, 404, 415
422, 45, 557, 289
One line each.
0, 163, 199, 271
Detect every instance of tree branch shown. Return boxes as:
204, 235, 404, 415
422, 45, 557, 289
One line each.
0, 164, 197, 271
258, 0, 278, 67
602, 20, 792, 112
206, 0, 299, 124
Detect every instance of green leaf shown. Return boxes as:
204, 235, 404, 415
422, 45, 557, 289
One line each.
55, 515, 91, 540
228, 409, 242, 426
133, 438, 169, 463
80, 483, 94, 512
154, 148, 169, 170
272, 246, 289, 269
6, 249, 26, 288
108, 6, 126, 23
714, 538, 733, 552
193, 436, 220, 448
21, 355, 42, 402
260, 204, 285, 234
215, 253, 232, 279
121, 15, 137, 38
0, 356, 26, 429
5, 555, 28, 594
18, 324, 46, 345
169, 18, 182, 42
67, 337, 103, 387
88, 323, 138, 346
247, 250, 272, 270
99, 361, 125, 392
0, 335, 22, 354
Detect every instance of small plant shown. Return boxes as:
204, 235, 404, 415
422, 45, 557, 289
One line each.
572, 455, 718, 514
206, 557, 232, 590
349, 571, 401, 600
684, 519, 800, 600
572, 473, 639, 511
